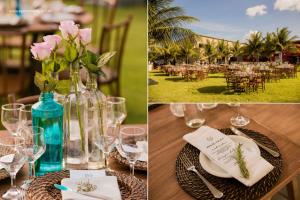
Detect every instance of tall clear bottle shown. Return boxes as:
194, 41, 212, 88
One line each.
83, 72, 106, 169
64, 64, 89, 169
32, 92, 64, 176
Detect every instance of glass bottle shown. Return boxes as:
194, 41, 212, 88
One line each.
83, 72, 106, 169
64, 64, 89, 169
32, 92, 64, 176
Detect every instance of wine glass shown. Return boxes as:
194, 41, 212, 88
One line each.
120, 127, 146, 176
228, 103, 250, 127
1, 103, 24, 136
0, 136, 27, 199
19, 104, 33, 128
20, 126, 45, 190
106, 97, 127, 128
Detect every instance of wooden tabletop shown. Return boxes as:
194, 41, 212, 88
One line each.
149, 104, 300, 200
0, 124, 147, 197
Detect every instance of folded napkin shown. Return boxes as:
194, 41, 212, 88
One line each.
183, 126, 274, 187
61, 176, 121, 200
117, 141, 148, 162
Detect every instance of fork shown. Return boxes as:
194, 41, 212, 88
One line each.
179, 155, 224, 198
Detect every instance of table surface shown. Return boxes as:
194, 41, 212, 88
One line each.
0, 124, 147, 197
149, 104, 300, 200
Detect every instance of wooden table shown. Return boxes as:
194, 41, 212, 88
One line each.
149, 104, 300, 200
0, 124, 147, 197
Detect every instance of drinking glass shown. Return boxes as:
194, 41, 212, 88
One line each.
106, 97, 127, 128
19, 104, 33, 128
170, 103, 184, 117
20, 126, 45, 190
1, 103, 24, 136
228, 103, 250, 127
0, 136, 27, 199
120, 127, 146, 176
183, 104, 205, 128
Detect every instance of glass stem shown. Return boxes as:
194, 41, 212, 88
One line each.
28, 162, 35, 179
130, 162, 135, 176
10, 174, 16, 188
104, 152, 109, 170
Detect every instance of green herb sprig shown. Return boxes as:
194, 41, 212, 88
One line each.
235, 143, 250, 179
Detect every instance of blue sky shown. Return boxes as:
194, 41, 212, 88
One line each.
173, 0, 300, 42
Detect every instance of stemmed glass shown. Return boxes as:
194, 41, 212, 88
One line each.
120, 127, 146, 176
106, 97, 127, 131
19, 104, 33, 128
0, 136, 27, 199
228, 103, 250, 127
1, 104, 24, 136
20, 126, 46, 190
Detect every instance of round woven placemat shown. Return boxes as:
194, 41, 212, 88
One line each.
26, 170, 147, 200
176, 128, 283, 200
0, 146, 14, 180
110, 148, 147, 171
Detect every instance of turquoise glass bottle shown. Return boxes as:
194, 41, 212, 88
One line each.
32, 92, 64, 176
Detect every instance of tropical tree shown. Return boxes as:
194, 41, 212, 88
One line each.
261, 32, 277, 61
203, 40, 216, 64
244, 32, 264, 62
148, 0, 198, 45
273, 27, 298, 63
216, 40, 230, 64
231, 41, 243, 62
179, 39, 199, 64
168, 43, 181, 64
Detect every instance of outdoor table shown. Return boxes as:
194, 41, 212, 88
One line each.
149, 104, 300, 200
0, 124, 147, 197
275, 65, 295, 78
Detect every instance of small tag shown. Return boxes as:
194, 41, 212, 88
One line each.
70, 170, 106, 179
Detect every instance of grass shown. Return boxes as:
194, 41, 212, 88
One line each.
149, 71, 300, 103
0, 3, 147, 125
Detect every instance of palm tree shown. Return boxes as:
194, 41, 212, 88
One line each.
244, 32, 264, 62
231, 41, 243, 62
179, 39, 199, 64
168, 43, 181, 65
203, 40, 216, 64
262, 32, 277, 61
148, 0, 199, 45
273, 27, 298, 63
216, 40, 230, 64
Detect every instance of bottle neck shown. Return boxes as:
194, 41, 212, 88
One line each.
86, 73, 98, 90
40, 92, 54, 102
70, 63, 84, 91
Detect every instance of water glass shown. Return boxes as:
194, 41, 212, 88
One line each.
183, 104, 205, 128
228, 103, 250, 127
19, 104, 33, 128
106, 97, 127, 126
120, 127, 146, 176
1, 103, 24, 136
170, 103, 184, 117
0, 136, 27, 199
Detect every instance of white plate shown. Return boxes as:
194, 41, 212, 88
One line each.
199, 135, 260, 178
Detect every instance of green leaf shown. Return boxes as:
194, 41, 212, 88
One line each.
34, 72, 46, 91
85, 63, 99, 74
97, 51, 116, 68
65, 44, 78, 62
82, 50, 98, 65
45, 76, 58, 91
57, 58, 69, 72
55, 80, 71, 94
42, 60, 55, 75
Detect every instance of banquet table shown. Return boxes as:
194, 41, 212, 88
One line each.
0, 124, 147, 197
149, 104, 300, 200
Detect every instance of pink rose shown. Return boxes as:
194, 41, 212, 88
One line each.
30, 42, 52, 61
59, 20, 79, 40
79, 28, 91, 45
43, 35, 62, 50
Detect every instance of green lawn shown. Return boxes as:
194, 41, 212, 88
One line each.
149, 71, 300, 103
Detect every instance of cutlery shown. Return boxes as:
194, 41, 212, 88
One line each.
179, 155, 224, 198
230, 126, 280, 157
54, 184, 113, 200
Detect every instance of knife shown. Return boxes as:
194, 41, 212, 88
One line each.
230, 126, 280, 157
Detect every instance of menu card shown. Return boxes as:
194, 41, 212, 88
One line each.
183, 126, 274, 186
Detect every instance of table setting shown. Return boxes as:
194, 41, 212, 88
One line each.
0, 20, 147, 200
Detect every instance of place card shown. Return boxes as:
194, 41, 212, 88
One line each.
70, 170, 106, 179
183, 126, 274, 186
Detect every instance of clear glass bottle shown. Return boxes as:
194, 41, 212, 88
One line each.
64, 64, 88, 169
32, 92, 64, 176
83, 72, 106, 169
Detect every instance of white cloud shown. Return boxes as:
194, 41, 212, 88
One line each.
274, 0, 300, 12
246, 5, 267, 17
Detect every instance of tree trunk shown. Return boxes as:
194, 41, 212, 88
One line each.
279, 52, 283, 63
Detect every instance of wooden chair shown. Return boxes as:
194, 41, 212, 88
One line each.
96, 15, 133, 96
0, 31, 31, 97
7, 94, 39, 104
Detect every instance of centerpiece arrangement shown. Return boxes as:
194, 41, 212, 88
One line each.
30, 20, 115, 174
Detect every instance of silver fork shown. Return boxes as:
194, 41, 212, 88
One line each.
179, 155, 224, 199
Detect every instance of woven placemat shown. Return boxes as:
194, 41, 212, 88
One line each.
176, 128, 283, 200
26, 170, 147, 200
0, 146, 14, 180
110, 148, 147, 171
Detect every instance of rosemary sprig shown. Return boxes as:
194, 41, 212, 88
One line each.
235, 143, 250, 179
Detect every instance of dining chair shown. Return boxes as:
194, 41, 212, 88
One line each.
0, 31, 31, 97
7, 94, 39, 104
96, 15, 133, 96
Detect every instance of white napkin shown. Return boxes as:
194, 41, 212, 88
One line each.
61, 176, 121, 200
183, 126, 274, 187
117, 141, 148, 162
